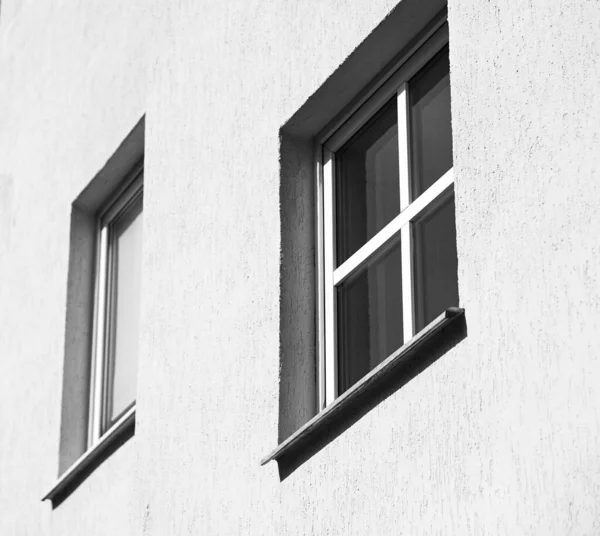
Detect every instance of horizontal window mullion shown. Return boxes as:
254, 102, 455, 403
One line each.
333, 224, 402, 286
333, 168, 454, 286
406, 167, 455, 222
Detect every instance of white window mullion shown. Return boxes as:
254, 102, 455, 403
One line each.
89, 226, 109, 446
102, 228, 117, 433
332, 168, 454, 287
400, 224, 414, 343
397, 83, 415, 342
315, 145, 327, 411
323, 149, 337, 406
397, 84, 411, 212
317, 23, 454, 409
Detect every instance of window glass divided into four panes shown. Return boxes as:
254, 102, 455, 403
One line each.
329, 41, 458, 398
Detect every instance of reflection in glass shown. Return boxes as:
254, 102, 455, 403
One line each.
413, 192, 458, 332
108, 196, 143, 424
410, 45, 453, 199
335, 99, 400, 265
337, 242, 403, 394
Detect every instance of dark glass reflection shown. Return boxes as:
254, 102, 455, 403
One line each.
410, 45, 453, 199
335, 99, 400, 266
337, 242, 403, 394
413, 193, 458, 332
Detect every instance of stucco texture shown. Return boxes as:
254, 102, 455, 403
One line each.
1, 0, 600, 534
0, 0, 151, 534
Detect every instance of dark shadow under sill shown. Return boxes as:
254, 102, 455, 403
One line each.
262, 307, 466, 479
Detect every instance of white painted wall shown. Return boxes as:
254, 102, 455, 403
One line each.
1, 0, 600, 534
0, 0, 150, 533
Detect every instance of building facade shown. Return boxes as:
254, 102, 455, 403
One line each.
1, 0, 600, 534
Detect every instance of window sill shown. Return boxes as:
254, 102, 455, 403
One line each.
42, 405, 136, 507
261, 307, 465, 468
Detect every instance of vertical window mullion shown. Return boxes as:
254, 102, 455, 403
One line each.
397, 84, 415, 343
400, 224, 414, 343
102, 226, 117, 433
397, 83, 410, 212
323, 149, 337, 406
89, 226, 109, 446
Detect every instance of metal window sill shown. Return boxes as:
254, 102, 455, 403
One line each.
42, 405, 136, 506
261, 307, 465, 467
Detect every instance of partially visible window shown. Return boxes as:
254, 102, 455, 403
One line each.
44, 120, 145, 505
319, 25, 458, 405
88, 169, 143, 444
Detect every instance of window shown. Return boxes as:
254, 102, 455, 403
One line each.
43, 120, 145, 505
88, 167, 144, 445
318, 25, 458, 407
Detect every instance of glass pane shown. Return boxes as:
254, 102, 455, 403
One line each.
410, 45, 452, 199
108, 196, 143, 423
337, 241, 403, 394
413, 192, 458, 332
335, 99, 400, 265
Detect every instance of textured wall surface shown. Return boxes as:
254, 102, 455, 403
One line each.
447, 0, 600, 533
1, 0, 600, 534
0, 0, 151, 534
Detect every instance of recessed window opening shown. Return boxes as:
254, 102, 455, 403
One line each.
88, 167, 143, 445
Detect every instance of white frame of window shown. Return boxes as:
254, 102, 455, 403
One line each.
88, 164, 143, 446
316, 22, 453, 409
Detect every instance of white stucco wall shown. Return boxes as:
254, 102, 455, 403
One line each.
1, 0, 600, 534
0, 0, 151, 534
